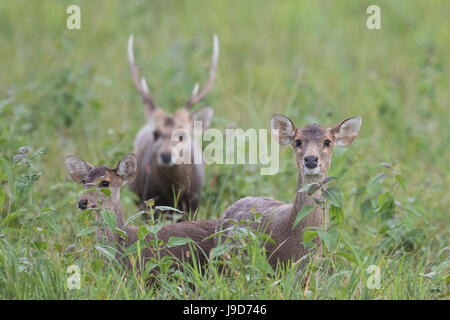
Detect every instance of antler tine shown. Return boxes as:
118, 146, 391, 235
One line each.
184, 34, 219, 110
128, 34, 157, 111
141, 77, 149, 94
191, 82, 200, 97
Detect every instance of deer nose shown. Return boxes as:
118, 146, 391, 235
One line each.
160, 152, 172, 164
78, 199, 88, 210
304, 156, 319, 169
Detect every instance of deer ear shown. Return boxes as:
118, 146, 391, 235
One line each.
329, 116, 362, 146
271, 113, 296, 146
115, 153, 138, 183
192, 106, 213, 132
65, 155, 93, 183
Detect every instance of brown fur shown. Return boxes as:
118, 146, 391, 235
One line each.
65, 154, 218, 275
216, 114, 362, 270
127, 35, 218, 216
129, 108, 209, 215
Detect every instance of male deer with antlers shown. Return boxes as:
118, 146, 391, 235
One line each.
65, 153, 218, 273
127, 34, 219, 218
216, 114, 362, 270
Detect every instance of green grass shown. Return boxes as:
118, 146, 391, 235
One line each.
0, 0, 448, 299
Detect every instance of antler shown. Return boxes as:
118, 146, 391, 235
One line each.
184, 34, 219, 110
128, 35, 157, 111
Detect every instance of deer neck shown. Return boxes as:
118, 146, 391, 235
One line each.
94, 190, 126, 243
155, 162, 194, 189
112, 189, 125, 228
289, 173, 326, 232
95, 210, 110, 243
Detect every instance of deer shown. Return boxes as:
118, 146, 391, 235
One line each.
216, 113, 362, 270
127, 34, 219, 219
65, 153, 218, 274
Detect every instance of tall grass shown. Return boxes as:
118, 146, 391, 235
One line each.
0, 0, 448, 299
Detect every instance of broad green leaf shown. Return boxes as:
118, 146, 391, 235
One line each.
94, 245, 118, 264
81, 208, 96, 221
78, 187, 97, 198
292, 205, 316, 230
335, 251, 356, 263
100, 188, 111, 198
395, 174, 406, 191
1, 209, 26, 225
159, 255, 176, 273
138, 225, 150, 240
31, 147, 46, 159
298, 183, 320, 195
323, 186, 343, 208
146, 224, 164, 237
317, 229, 338, 250
32, 241, 48, 250
404, 205, 423, 218
35, 213, 58, 232
76, 227, 96, 238
329, 205, 344, 226
210, 244, 232, 259
321, 176, 337, 186
121, 240, 140, 257
124, 210, 147, 227
144, 262, 159, 275
166, 236, 193, 248
100, 209, 116, 231
360, 199, 373, 221
114, 227, 127, 239
375, 192, 394, 213
369, 172, 387, 185
303, 230, 318, 243
403, 205, 430, 224
366, 180, 382, 196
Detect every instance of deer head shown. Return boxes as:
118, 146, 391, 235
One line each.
271, 114, 362, 181
65, 154, 138, 214
128, 34, 218, 166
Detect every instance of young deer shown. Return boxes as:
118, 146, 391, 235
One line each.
216, 114, 362, 270
127, 34, 219, 216
65, 154, 217, 273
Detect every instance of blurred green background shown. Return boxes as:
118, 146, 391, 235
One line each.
0, 0, 448, 299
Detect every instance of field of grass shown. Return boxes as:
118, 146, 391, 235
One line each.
0, 0, 448, 299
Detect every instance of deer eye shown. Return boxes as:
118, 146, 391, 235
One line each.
295, 139, 302, 148
99, 180, 110, 188
153, 131, 159, 141
324, 139, 332, 148
179, 135, 184, 142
